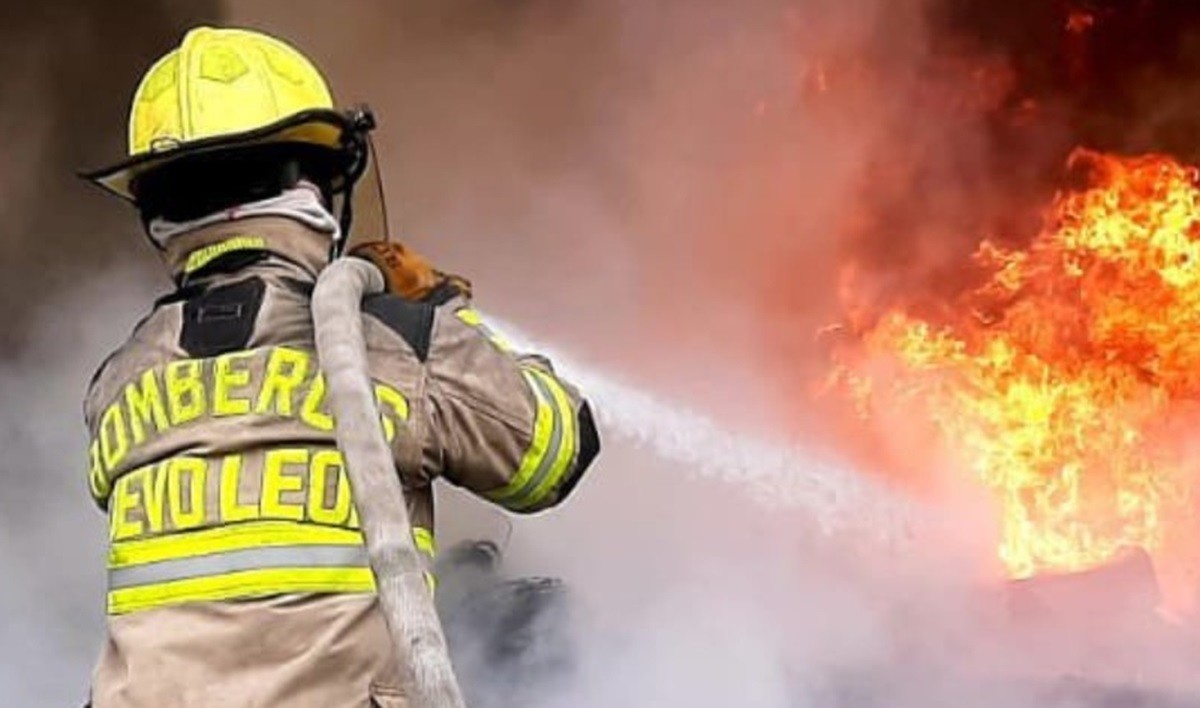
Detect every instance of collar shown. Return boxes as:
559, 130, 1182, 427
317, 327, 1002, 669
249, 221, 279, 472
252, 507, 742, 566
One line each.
161, 216, 333, 282
147, 182, 340, 248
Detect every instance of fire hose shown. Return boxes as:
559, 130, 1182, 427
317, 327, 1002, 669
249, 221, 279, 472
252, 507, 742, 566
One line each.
312, 258, 467, 708
310, 256, 911, 707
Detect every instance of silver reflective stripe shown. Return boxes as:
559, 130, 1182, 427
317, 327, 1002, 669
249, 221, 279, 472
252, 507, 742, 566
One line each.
109, 544, 370, 590
507, 372, 565, 506
476, 321, 501, 342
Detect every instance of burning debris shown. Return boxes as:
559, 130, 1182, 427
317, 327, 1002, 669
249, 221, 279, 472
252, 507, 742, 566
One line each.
833, 149, 1200, 594
814, 0, 1200, 624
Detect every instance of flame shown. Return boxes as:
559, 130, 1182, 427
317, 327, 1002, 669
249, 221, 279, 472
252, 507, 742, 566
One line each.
835, 149, 1200, 581
1066, 9, 1096, 35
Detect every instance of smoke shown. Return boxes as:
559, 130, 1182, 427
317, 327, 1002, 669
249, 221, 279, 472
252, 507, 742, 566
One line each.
0, 269, 164, 705
492, 315, 915, 541
0, 3, 219, 705
228, 0, 1200, 706
0, 2, 222, 350
1, 0, 1196, 704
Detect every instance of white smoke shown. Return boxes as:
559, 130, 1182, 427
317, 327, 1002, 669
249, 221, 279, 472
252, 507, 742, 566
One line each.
0, 268, 163, 706
490, 315, 915, 541
224, 0, 1200, 706
4, 0, 1195, 705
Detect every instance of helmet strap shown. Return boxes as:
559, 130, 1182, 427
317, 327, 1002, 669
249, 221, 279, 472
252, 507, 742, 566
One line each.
331, 181, 354, 259
330, 107, 377, 260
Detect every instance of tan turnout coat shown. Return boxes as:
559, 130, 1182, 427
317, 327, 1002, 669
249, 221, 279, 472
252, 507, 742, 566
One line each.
83, 217, 599, 708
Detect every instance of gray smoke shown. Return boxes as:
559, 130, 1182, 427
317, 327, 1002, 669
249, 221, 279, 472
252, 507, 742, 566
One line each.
0, 3, 219, 706
4, 0, 1199, 705
0, 270, 163, 705
227, 1, 1200, 706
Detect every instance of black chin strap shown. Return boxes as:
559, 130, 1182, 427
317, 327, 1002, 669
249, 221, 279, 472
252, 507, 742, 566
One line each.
331, 182, 355, 260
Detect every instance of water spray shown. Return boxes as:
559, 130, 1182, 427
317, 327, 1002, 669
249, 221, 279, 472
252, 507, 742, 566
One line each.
488, 316, 916, 545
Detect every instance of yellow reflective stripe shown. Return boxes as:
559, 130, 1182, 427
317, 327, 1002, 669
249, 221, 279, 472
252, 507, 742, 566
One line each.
182, 236, 267, 274
510, 369, 578, 511
110, 544, 367, 590
487, 367, 579, 510
412, 526, 436, 558
487, 370, 556, 506
107, 566, 376, 615
109, 520, 364, 569
410, 527, 437, 593
455, 308, 513, 352
455, 308, 484, 327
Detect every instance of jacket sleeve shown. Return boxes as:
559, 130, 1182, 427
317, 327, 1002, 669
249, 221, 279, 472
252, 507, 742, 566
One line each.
425, 301, 600, 513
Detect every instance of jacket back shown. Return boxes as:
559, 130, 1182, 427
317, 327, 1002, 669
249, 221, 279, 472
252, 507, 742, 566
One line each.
84, 217, 599, 707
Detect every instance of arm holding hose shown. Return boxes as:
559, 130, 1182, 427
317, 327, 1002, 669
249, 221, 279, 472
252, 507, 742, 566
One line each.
353, 241, 602, 514
426, 304, 601, 513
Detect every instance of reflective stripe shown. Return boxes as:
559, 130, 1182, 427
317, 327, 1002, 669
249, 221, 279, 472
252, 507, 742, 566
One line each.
109, 544, 369, 589
510, 369, 578, 511
412, 526, 436, 558
106, 519, 375, 615
486, 370, 560, 507
455, 308, 484, 327
182, 236, 267, 274
109, 520, 364, 568
412, 526, 437, 593
453, 306, 580, 509
455, 308, 514, 352
487, 368, 578, 510
108, 567, 376, 615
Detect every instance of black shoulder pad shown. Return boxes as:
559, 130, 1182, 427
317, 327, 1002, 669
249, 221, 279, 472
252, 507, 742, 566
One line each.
362, 294, 435, 362
180, 277, 266, 357
423, 280, 464, 307
155, 282, 203, 308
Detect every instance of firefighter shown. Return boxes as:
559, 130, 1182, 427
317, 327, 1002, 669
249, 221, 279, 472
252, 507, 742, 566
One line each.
80, 26, 600, 708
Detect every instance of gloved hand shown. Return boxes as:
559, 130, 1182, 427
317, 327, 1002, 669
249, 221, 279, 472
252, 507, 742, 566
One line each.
350, 241, 472, 303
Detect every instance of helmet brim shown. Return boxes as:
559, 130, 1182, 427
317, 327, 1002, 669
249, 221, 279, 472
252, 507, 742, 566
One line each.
80, 109, 355, 202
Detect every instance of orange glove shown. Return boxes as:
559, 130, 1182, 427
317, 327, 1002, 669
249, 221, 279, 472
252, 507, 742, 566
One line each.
350, 241, 472, 302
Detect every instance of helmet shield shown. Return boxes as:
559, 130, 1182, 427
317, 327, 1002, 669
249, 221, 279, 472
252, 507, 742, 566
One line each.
337, 130, 391, 254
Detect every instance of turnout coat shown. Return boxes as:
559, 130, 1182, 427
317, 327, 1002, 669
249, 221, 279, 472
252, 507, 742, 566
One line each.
83, 217, 599, 707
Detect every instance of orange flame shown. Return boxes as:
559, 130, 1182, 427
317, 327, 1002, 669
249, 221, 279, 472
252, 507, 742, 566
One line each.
835, 150, 1200, 583
1066, 9, 1096, 35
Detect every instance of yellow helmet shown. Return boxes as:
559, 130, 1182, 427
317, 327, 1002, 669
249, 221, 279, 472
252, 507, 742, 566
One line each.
85, 26, 367, 202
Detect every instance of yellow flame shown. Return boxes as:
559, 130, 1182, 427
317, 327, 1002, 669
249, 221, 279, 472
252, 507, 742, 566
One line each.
837, 149, 1200, 580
